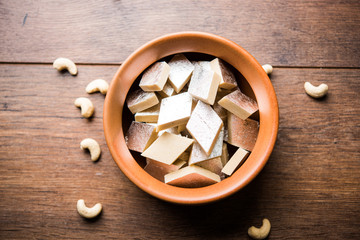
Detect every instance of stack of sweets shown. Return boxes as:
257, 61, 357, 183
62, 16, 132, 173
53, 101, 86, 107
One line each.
125, 54, 259, 188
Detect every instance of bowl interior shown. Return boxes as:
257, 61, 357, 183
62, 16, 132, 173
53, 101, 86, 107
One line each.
122, 52, 258, 167
103, 32, 279, 204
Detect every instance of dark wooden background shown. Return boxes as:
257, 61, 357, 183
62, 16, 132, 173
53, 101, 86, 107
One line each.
1, 1, 359, 239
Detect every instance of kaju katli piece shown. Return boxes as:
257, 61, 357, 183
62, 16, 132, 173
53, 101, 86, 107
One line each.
210, 58, 237, 90
139, 61, 170, 91
222, 147, 249, 176
141, 132, 194, 165
156, 92, 193, 132
188, 127, 224, 165
186, 101, 223, 155
134, 104, 160, 123
126, 88, 159, 114
218, 89, 258, 120
125, 121, 158, 153
164, 165, 221, 188
227, 112, 259, 151
168, 54, 195, 93
188, 62, 220, 105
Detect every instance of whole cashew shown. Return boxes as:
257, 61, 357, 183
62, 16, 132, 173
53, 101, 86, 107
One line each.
80, 138, 101, 161
86, 79, 109, 95
248, 218, 271, 240
74, 97, 94, 118
77, 199, 102, 219
304, 82, 328, 98
53, 57, 78, 75
262, 64, 273, 75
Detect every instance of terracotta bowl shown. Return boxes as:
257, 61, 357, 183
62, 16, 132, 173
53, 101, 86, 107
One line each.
103, 32, 279, 205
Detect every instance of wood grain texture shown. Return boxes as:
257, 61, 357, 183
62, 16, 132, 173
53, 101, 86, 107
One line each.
0, 0, 359, 67
0, 64, 359, 239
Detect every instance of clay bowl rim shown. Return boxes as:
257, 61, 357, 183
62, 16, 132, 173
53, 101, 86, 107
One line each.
103, 31, 279, 205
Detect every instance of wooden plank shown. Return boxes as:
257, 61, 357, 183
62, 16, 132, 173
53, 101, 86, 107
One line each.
0, 64, 359, 239
0, 1, 359, 67
267, 67, 360, 239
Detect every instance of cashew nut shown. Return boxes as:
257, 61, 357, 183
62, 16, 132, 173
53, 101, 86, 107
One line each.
77, 199, 102, 219
262, 64, 273, 75
248, 218, 271, 240
53, 57, 78, 75
304, 82, 328, 98
80, 138, 101, 161
74, 97, 94, 118
86, 79, 109, 95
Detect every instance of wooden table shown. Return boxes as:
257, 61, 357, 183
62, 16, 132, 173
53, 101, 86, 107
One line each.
1, 1, 359, 239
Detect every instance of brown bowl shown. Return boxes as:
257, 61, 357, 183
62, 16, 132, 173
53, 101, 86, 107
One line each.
103, 32, 279, 205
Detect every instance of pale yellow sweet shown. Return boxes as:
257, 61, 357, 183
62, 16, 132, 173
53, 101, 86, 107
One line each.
164, 165, 221, 188
227, 112, 259, 151
126, 89, 159, 114
156, 92, 193, 132
141, 132, 194, 165
221, 147, 249, 176
134, 104, 160, 123
158, 82, 175, 98
139, 61, 170, 91
144, 158, 186, 182
186, 101, 223, 155
125, 121, 158, 153
188, 62, 220, 105
188, 127, 224, 165
218, 89, 258, 120
210, 58, 237, 89
168, 54, 194, 93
